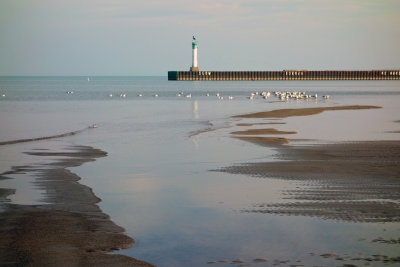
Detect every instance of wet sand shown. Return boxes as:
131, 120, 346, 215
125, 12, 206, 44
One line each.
0, 128, 90, 146
218, 106, 400, 222
233, 105, 381, 118
233, 136, 291, 145
231, 128, 296, 135
236, 122, 286, 126
219, 141, 400, 222
0, 146, 154, 266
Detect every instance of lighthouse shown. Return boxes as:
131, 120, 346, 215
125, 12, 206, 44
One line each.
190, 36, 199, 72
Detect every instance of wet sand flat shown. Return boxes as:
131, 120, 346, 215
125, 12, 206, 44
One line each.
233, 136, 290, 145
0, 146, 154, 266
218, 140, 400, 222
219, 105, 400, 222
231, 128, 296, 135
236, 122, 286, 126
233, 105, 381, 118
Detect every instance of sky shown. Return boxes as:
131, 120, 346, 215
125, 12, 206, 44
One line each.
0, 0, 399, 76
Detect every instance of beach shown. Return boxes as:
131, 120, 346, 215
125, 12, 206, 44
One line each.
213, 105, 400, 265
1, 77, 400, 266
2, 0, 400, 264
220, 107, 400, 223
0, 145, 153, 266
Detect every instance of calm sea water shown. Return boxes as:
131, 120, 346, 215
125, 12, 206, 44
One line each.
1, 76, 399, 266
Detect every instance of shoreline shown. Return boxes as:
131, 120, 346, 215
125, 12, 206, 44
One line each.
218, 140, 400, 222
0, 145, 153, 266
218, 106, 400, 222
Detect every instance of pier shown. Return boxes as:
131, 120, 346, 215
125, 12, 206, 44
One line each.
169, 37, 399, 81
168, 70, 400, 81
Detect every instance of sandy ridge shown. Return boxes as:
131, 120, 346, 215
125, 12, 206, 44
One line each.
233, 105, 381, 118
231, 128, 296, 135
0, 146, 154, 266
218, 139, 400, 222
0, 128, 88, 146
218, 105, 400, 222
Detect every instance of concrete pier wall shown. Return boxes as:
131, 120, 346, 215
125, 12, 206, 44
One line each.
168, 70, 400, 81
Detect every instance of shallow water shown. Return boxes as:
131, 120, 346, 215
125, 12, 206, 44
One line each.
1, 76, 400, 266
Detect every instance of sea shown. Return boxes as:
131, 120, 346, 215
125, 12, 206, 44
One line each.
0, 76, 399, 266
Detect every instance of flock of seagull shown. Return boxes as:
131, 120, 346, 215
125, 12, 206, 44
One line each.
104, 90, 330, 101
269, 91, 330, 100
105, 90, 329, 101
0, 90, 330, 101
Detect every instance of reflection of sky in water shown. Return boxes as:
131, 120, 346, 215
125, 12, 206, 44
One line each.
1, 173, 43, 205
1, 77, 400, 266
0, 141, 73, 205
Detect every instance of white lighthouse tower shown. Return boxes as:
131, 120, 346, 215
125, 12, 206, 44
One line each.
190, 36, 199, 72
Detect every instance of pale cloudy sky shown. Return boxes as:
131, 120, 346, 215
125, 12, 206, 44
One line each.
0, 0, 399, 75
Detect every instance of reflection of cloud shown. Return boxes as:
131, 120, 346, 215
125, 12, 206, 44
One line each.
121, 175, 161, 193
190, 173, 294, 210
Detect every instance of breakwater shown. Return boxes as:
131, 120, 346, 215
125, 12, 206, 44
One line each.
168, 70, 400, 81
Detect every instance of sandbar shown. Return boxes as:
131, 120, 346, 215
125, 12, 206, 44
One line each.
0, 146, 154, 266
233, 105, 381, 118
234, 136, 290, 145
0, 128, 88, 146
236, 122, 286, 126
217, 141, 400, 222
231, 128, 296, 135
222, 105, 400, 222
